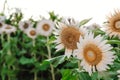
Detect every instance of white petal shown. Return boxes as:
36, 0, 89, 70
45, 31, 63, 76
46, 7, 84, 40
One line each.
65, 49, 72, 58
55, 44, 64, 52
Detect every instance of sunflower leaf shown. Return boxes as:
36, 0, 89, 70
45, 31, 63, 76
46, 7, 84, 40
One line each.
46, 55, 66, 67
79, 18, 92, 26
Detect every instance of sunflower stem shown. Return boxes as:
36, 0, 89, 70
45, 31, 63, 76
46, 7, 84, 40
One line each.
32, 39, 38, 80
34, 72, 37, 80
7, 34, 11, 55
7, 34, 11, 80
47, 36, 55, 80
78, 60, 81, 70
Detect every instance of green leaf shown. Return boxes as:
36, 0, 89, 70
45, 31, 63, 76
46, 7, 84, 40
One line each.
73, 69, 91, 80
107, 40, 120, 44
46, 55, 65, 67
39, 60, 50, 71
80, 18, 92, 26
19, 56, 36, 65
91, 72, 98, 80
61, 69, 77, 80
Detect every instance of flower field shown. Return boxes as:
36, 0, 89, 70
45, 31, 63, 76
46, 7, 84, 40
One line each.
0, 7, 120, 80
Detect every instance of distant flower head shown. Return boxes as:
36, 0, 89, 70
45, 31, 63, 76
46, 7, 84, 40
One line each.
3, 24, 16, 34
25, 27, 38, 39
18, 20, 33, 32
36, 19, 54, 37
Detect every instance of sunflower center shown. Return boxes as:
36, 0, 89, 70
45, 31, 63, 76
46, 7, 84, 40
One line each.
61, 26, 81, 50
83, 43, 102, 66
30, 30, 36, 36
115, 21, 120, 29
42, 24, 50, 31
0, 23, 2, 28
5, 26, 12, 29
23, 23, 29, 29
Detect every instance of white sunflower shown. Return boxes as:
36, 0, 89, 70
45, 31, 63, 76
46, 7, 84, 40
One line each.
117, 70, 120, 79
73, 32, 115, 75
36, 19, 54, 36
54, 18, 87, 58
3, 24, 16, 34
18, 21, 33, 32
25, 27, 38, 39
105, 10, 120, 38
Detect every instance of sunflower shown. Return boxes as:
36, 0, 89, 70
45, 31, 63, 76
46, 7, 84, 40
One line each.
3, 24, 16, 34
54, 18, 87, 57
36, 19, 54, 37
25, 27, 38, 39
105, 10, 120, 38
73, 32, 115, 75
18, 21, 33, 32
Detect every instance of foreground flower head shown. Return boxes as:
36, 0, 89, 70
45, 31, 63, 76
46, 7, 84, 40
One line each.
3, 24, 16, 34
25, 27, 38, 39
18, 21, 33, 32
74, 32, 115, 75
54, 18, 87, 57
105, 10, 120, 38
36, 19, 54, 37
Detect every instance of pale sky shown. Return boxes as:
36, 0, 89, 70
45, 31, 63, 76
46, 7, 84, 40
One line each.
0, 0, 120, 25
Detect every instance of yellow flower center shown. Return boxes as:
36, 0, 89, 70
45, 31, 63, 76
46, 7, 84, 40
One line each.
30, 30, 36, 36
115, 20, 120, 29
0, 23, 2, 28
83, 43, 102, 66
61, 26, 81, 50
23, 23, 29, 29
42, 24, 50, 31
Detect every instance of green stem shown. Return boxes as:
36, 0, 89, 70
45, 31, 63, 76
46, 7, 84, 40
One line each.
34, 72, 37, 80
7, 34, 11, 80
32, 39, 37, 80
47, 36, 55, 80
78, 60, 81, 70
7, 34, 11, 55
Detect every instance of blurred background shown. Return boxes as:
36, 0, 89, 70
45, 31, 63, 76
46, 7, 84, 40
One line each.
0, 0, 120, 24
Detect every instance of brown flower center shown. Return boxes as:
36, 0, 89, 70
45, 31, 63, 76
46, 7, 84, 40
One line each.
83, 43, 102, 66
42, 24, 50, 31
61, 26, 81, 50
30, 30, 36, 36
5, 26, 12, 29
115, 20, 120, 29
0, 23, 2, 28
23, 23, 29, 29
